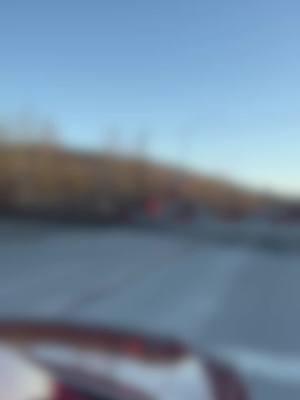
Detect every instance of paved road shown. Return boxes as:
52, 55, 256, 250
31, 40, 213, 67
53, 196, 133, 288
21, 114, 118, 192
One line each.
0, 221, 299, 400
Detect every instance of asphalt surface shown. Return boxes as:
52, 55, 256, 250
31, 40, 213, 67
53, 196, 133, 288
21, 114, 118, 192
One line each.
0, 220, 299, 400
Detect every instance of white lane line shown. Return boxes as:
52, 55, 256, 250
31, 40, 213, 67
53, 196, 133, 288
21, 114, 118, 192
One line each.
216, 347, 300, 384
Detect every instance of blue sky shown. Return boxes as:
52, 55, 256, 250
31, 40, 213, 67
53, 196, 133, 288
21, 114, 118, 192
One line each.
1, 0, 299, 197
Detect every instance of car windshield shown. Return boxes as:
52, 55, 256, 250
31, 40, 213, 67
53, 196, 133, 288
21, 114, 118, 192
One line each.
1, 2, 299, 400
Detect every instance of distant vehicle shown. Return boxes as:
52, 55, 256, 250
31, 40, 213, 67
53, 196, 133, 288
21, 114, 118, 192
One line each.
0, 321, 248, 400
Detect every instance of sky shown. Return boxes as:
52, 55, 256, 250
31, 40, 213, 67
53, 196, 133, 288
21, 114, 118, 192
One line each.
0, 0, 299, 197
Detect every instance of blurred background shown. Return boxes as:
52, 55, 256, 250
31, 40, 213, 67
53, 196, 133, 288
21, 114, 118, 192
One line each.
0, 1, 300, 399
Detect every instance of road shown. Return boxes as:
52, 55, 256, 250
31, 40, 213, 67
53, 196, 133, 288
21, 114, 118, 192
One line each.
0, 220, 299, 399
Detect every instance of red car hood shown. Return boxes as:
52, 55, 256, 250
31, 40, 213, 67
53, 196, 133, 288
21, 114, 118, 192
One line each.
0, 321, 248, 400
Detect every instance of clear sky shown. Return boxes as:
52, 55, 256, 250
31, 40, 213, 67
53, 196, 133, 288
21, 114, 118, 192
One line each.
1, 0, 299, 197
